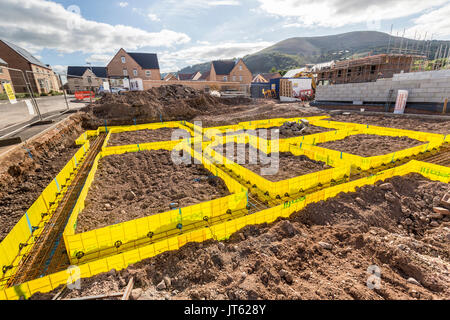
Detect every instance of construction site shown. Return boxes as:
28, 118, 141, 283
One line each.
0, 81, 448, 302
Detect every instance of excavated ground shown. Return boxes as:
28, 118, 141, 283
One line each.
211, 143, 331, 182
108, 128, 191, 147
75, 150, 230, 233
32, 174, 450, 300
331, 114, 450, 135
318, 135, 425, 157
230, 124, 332, 140
0, 116, 84, 242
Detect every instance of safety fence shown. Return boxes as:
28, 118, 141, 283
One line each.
63, 138, 248, 264
0, 141, 90, 288
1, 159, 448, 300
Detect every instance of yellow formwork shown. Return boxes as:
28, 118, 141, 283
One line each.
1, 159, 448, 300
0, 141, 90, 288
63, 139, 248, 264
290, 124, 447, 171
204, 134, 351, 198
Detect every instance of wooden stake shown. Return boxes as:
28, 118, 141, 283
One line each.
121, 277, 134, 300
443, 98, 448, 114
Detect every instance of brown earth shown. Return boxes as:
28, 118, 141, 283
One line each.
80, 85, 253, 129
32, 174, 450, 300
75, 150, 230, 233
318, 134, 425, 157
0, 116, 84, 242
230, 124, 332, 140
212, 143, 331, 182
108, 128, 191, 147
331, 114, 450, 135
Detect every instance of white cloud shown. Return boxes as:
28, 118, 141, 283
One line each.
51, 65, 67, 74
87, 54, 113, 64
148, 13, 160, 21
118, 2, 129, 8
257, 0, 448, 28
159, 41, 273, 72
406, 3, 450, 39
0, 0, 190, 55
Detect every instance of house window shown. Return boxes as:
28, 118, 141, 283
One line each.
223, 76, 227, 81
146, 70, 151, 77
239, 76, 243, 81
232, 76, 236, 81
123, 69, 128, 76
239, 65, 242, 71
121, 56, 126, 63
337, 70, 342, 78
0, 68, 3, 74
133, 69, 138, 77
370, 65, 377, 74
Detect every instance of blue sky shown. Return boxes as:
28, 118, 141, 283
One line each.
1, 0, 450, 74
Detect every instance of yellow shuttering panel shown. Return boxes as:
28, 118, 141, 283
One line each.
63, 138, 248, 264
1, 160, 448, 300
0, 141, 90, 289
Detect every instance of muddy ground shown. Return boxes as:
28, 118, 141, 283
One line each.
331, 114, 450, 135
211, 143, 330, 182
75, 150, 230, 233
318, 134, 425, 157
230, 124, 332, 140
0, 117, 84, 242
108, 128, 191, 147
32, 174, 449, 300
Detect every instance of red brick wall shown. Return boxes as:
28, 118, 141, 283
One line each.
107, 49, 161, 81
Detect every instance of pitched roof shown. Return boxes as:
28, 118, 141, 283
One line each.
67, 66, 107, 78
178, 73, 195, 81
128, 52, 160, 69
199, 70, 210, 80
212, 60, 236, 75
260, 73, 281, 81
0, 39, 48, 68
0, 57, 7, 65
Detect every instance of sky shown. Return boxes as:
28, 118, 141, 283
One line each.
1, 0, 450, 74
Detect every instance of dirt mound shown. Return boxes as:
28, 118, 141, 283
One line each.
32, 173, 449, 300
80, 85, 251, 129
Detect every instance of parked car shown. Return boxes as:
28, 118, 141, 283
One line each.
97, 86, 128, 95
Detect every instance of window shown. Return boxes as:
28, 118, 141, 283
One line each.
232, 76, 236, 81
239, 76, 243, 81
146, 70, 151, 77
121, 56, 126, 63
223, 76, 227, 81
337, 70, 342, 78
133, 69, 138, 77
239, 65, 242, 71
123, 69, 128, 76
370, 65, 377, 74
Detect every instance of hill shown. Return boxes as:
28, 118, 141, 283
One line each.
178, 31, 450, 75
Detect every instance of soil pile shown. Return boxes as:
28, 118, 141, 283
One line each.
75, 150, 230, 233
81, 85, 251, 129
33, 174, 449, 300
318, 134, 425, 157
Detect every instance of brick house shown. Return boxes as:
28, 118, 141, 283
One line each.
107, 48, 161, 87
252, 72, 282, 83
0, 57, 13, 94
67, 66, 108, 93
0, 39, 61, 95
208, 59, 252, 84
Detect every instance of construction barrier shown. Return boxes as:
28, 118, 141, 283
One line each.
63, 139, 248, 264
0, 141, 90, 289
1, 159, 448, 300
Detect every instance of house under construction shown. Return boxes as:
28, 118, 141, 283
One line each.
315, 54, 425, 85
